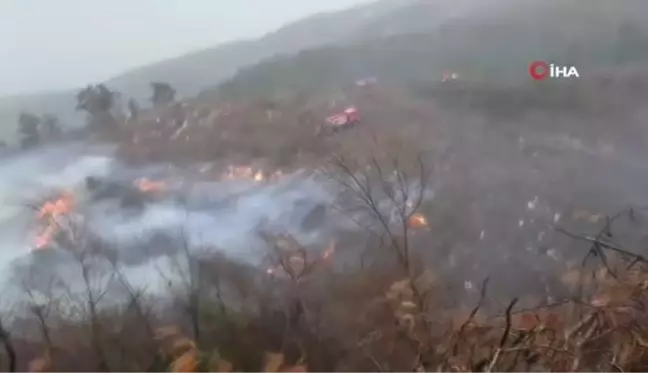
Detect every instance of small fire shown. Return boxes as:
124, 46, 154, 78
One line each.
408, 213, 429, 229
134, 178, 167, 193
222, 165, 251, 180
254, 170, 265, 182
34, 192, 76, 250
38, 192, 75, 220
222, 165, 269, 183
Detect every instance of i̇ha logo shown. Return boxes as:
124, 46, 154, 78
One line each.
529, 61, 580, 80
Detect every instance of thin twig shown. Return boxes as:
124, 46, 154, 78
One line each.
453, 277, 490, 355
487, 298, 518, 372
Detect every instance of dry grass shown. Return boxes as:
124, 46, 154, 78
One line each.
6, 157, 648, 371
3, 229, 648, 371
7, 83, 648, 370
6, 163, 648, 371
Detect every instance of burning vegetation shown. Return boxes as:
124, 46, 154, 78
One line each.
221, 165, 266, 182
134, 178, 167, 194
220, 164, 285, 183
34, 192, 76, 250
4, 7, 648, 370
408, 212, 429, 229
14, 186, 648, 372
13, 92, 648, 370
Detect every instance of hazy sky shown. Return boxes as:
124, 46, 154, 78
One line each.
0, 0, 368, 97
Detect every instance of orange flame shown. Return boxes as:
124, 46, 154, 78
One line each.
222, 165, 268, 183
408, 213, 429, 229
34, 192, 76, 250
38, 193, 75, 220
254, 170, 265, 182
134, 178, 167, 193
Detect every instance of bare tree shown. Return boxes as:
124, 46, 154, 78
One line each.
20, 277, 57, 354
0, 317, 16, 372
329, 152, 431, 276
158, 230, 203, 345
46, 216, 117, 371
326, 152, 439, 368
258, 229, 338, 364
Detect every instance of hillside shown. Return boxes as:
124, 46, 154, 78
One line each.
0, 0, 582, 141
216, 0, 648, 100
2, 0, 647, 143
105, 0, 412, 99
0, 0, 436, 142
6, 2, 648, 370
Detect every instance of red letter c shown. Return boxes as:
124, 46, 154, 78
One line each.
529, 61, 549, 81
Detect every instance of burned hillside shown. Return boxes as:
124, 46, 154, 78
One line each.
101, 67, 648, 299
3, 0, 648, 371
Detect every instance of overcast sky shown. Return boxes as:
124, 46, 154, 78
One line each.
0, 0, 368, 97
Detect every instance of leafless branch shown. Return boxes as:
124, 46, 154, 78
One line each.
486, 298, 518, 372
